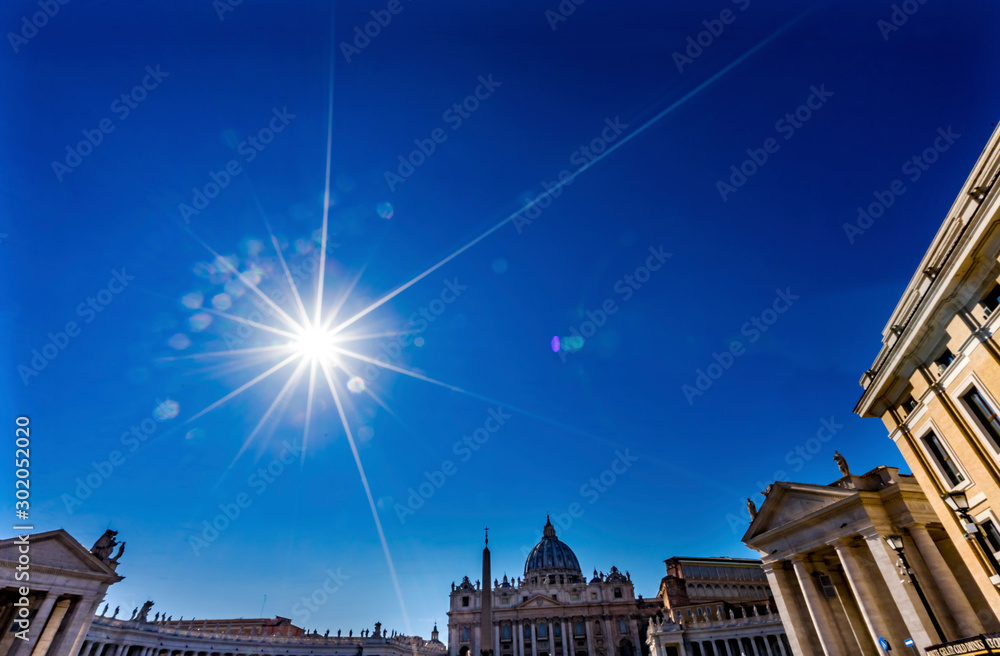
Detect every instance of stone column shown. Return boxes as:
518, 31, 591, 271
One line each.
829, 540, 887, 656
531, 621, 538, 656
789, 556, 845, 656
495, 621, 501, 656
517, 620, 524, 656
16, 593, 59, 655
59, 597, 105, 656
862, 531, 934, 650
761, 562, 815, 656
629, 618, 641, 656
909, 524, 985, 636
585, 618, 595, 656
33, 598, 75, 656
562, 619, 570, 656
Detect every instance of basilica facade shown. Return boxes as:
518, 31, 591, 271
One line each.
447, 518, 657, 656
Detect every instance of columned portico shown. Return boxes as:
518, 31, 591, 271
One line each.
744, 466, 984, 656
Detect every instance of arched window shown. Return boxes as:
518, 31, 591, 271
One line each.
696, 584, 705, 596
714, 584, 722, 597
723, 585, 731, 597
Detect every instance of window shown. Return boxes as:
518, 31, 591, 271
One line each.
503, 625, 512, 641
591, 592, 597, 600
923, 430, 965, 486
524, 624, 531, 638
571, 593, 580, 601
574, 622, 584, 636
902, 395, 918, 415
982, 519, 1000, 553
554, 625, 561, 638
462, 596, 470, 607
538, 623, 547, 638
462, 628, 469, 642
934, 348, 955, 374
619, 620, 627, 634
552, 594, 557, 601
982, 283, 1000, 316
549, 575, 556, 584
816, 573, 836, 599
614, 587, 622, 598
964, 388, 1000, 452
501, 595, 508, 605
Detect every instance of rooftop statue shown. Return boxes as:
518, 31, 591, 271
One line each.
834, 451, 850, 477
90, 529, 119, 562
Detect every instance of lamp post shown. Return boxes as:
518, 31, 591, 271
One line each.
943, 491, 1000, 586
884, 534, 946, 643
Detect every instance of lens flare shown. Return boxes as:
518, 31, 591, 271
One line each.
154, 399, 180, 421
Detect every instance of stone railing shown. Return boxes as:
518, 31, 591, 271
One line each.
647, 607, 784, 634
89, 617, 446, 651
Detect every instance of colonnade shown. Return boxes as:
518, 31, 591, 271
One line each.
763, 526, 983, 655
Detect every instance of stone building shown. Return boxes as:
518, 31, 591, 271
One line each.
853, 123, 1000, 647
658, 558, 772, 611
742, 464, 989, 654
645, 557, 789, 656
0, 529, 124, 656
854, 120, 1000, 648
447, 518, 656, 656
0, 528, 444, 656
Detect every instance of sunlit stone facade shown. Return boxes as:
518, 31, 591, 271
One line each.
743, 465, 988, 654
855, 122, 1000, 648
646, 557, 788, 656
447, 518, 655, 656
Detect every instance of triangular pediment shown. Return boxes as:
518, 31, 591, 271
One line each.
517, 594, 563, 609
743, 483, 854, 541
0, 530, 119, 579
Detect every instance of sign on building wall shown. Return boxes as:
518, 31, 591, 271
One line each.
925, 634, 1000, 656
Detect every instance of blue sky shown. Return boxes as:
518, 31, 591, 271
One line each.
3, 0, 1000, 639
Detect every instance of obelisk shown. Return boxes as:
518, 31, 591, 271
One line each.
480, 528, 493, 656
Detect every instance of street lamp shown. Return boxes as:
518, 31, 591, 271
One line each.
942, 491, 1000, 586
884, 534, 946, 643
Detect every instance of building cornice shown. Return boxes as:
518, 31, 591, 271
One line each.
856, 123, 1000, 417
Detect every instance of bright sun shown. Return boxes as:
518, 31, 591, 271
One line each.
291, 327, 337, 362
